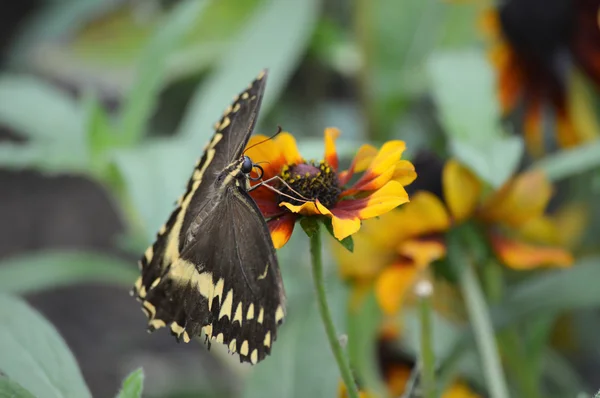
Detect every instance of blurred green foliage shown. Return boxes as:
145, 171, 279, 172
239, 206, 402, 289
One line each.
0, 0, 599, 397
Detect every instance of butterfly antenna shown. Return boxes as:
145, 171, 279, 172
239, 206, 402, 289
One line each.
243, 125, 283, 154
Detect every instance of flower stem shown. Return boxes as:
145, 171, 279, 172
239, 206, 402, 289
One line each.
459, 262, 510, 398
309, 226, 359, 398
416, 279, 436, 398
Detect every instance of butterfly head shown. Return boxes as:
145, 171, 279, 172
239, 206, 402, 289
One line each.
241, 156, 254, 174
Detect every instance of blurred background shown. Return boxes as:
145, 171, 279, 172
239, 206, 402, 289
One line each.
1, 0, 599, 397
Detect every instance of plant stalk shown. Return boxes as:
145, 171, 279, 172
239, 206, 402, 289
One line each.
309, 227, 359, 398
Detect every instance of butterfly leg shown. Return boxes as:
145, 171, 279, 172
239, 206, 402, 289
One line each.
249, 175, 311, 203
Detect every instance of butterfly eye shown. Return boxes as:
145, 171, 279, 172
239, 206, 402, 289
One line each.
241, 156, 253, 174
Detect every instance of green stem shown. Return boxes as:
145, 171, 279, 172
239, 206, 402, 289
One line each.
459, 263, 510, 398
309, 227, 359, 398
417, 280, 436, 398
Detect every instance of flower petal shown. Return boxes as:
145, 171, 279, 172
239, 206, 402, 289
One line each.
391, 191, 451, 241
275, 132, 303, 165
338, 144, 378, 186
346, 141, 407, 193
329, 208, 361, 241
392, 160, 417, 186
336, 181, 409, 220
245, 134, 286, 179
479, 169, 552, 228
397, 240, 446, 269
324, 127, 340, 171
442, 159, 481, 223
375, 263, 418, 315
490, 233, 573, 270
267, 213, 297, 249
280, 199, 332, 217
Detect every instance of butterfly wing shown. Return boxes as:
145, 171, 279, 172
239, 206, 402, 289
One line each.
132, 70, 284, 364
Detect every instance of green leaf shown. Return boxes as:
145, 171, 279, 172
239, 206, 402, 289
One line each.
0, 376, 35, 398
449, 136, 524, 188
299, 217, 320, 238
428, 50, 502, 142
179, 0, 320, 141
243, 275, 347, 398
111, 138, 198, 238
116, 368, 144, 398
323, 219, 354, 253
532, 140, 600, 181
494, 257, 600, 325
346, 292, 387, 397
0, 294, 92, 398
0, 74, 84, 142
0, 251, 138, 294
119, 0, 207, 146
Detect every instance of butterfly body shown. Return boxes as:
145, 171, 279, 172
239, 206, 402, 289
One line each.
132, 70, 286, 365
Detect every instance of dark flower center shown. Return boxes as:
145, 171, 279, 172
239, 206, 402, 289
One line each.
278, 161, 341, 208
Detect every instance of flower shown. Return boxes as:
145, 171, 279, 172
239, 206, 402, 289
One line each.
481, 0, 600, 156
338, 338, 482, 398
244, 128, 416, 248
335, 153, 575, 315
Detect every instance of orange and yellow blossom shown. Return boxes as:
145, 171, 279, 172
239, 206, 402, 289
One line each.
336, 158, 574, 316
244, 128, 416, 248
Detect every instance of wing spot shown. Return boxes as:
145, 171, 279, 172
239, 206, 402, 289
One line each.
134, 277, 143, 297
144, 246, 154, 262
183, 332, 191, 343
229, 339, 237, 353
276, 305, 285, 323
149, 319, 166, 330
223, 104, 233, 116
150, 277, 161, 290
219, 289, 234, 320
250, 349, 258, 365
233, 302, 243, 325
241, 92, 249, 100
203, 324, 213, 338
257, 307, 264, 324
214, 278, 225, 304
247, 303, 255, 320
240, 340, 249, 356
264, 331, 271, 348
216, 333, 224, 343
257, 263, 269, 280
171, 322, 185, 336
219, 117, 231, 131
143, 301, 156, 318
232, 103, 241, 112
158, 224, 167, 235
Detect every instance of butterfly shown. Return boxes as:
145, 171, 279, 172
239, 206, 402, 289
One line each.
132, 70, 286, 365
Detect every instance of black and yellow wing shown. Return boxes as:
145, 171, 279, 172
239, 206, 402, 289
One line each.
132, 70, 286, 364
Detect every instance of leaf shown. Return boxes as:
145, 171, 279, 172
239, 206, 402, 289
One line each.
116, 368, 144, 398
449, 136, 524, 188
0, 74, 84, 142
0, 376, 35, 398
243, 275, 347, 398
494, 257, 600, 326
346, 292, 387, 397
532, 140, 600, 181
178, 0, 320, 141
428, 50, 502, 142
119, 0, 208, 146
0, 294, 92, 398
299, 217, 320, 239
111, 138, 198, 238
0, 251, 138, 294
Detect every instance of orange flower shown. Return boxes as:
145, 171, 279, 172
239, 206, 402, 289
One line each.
336, 156, 574, 315
481, 0, 600, 156
244, 128, 416, 249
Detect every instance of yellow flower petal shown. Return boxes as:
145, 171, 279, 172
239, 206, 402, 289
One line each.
274, 132, 303, 165
375, 264, 418, 315
392, 160, 417, 186
350, 141, 407, 191
280, 200, 332, 217
268, 214, 296, 249
490, 234, 573, 270
479, 170, 552, 228
391, 191, 451, 242
330, 211, 361, 241
443, 160, 481, 223
356, 181, 410, 219
324, 127, 340, 171
338, 144, 378, 186
442, 382, 482, 398
397, 240, 446, 269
